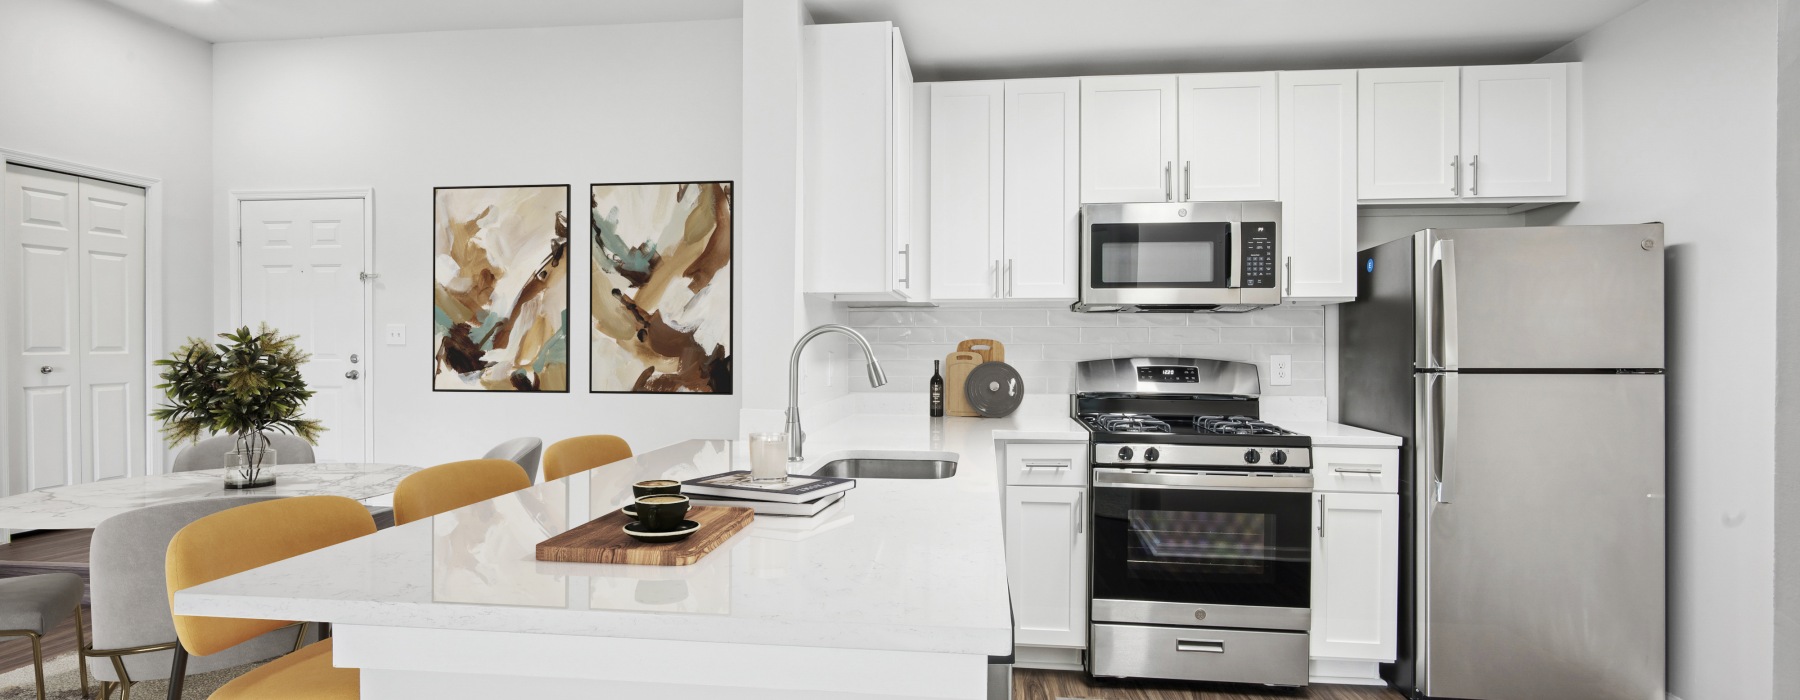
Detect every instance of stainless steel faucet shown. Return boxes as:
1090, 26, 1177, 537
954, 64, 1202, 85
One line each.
787, 324, 887, 461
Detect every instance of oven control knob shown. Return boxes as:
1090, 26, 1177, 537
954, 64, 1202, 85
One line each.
1243, 449, 1261, 464
1144, 447, 1160, 462
1118, 446, 1134, 462
1271, 450, 1288, 466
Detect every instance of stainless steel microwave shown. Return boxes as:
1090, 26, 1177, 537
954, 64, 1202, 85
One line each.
1075, 202, 1282, 312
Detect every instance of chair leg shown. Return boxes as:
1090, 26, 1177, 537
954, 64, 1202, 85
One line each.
165, 645, 187, 700
74, 605, 91, 699
30, 632, 46, 700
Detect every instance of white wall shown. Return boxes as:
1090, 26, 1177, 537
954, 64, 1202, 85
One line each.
1531, 0, 1778, 696
1775, 0, 1800, 696
213, 20, 744, 467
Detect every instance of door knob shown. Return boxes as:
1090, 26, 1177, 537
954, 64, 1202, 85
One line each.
345, 370, 360, 380
39, 366, 53, 374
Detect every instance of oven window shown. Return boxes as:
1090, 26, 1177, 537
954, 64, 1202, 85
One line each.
1093, 485, 1310, 609
1089, 222, 1232, 289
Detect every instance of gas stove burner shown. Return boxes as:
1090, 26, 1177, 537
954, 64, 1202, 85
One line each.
1090, 414, 1172, 434
1195, 415, 1291, 436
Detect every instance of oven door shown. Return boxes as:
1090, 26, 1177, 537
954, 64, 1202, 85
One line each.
1090, 468, 1312, 631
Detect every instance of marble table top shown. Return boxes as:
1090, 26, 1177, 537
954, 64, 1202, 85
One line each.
0, 462, 419, 530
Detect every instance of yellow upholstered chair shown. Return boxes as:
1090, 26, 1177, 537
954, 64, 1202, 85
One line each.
391, 458, 532, 526
165, 496, 376, 700
543, 435, 634, 481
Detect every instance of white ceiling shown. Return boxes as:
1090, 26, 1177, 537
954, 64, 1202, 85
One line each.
807, 0, 1650, 81
101, 0, 742, 43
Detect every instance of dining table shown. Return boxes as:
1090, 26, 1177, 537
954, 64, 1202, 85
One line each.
0, 462, 420, 531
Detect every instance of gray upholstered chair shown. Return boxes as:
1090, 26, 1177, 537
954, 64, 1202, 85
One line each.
170, 433, 317, 473
0, 572, 87, 700
84, 496, 314, 700
484, 437, 544, 483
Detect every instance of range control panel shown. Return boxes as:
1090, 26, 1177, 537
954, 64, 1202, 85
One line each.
1138, 365, 1200, 383
1240, 222, 1278, 289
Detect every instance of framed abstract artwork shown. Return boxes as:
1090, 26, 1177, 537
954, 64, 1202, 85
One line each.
432, 185, 571, 392
589, 181, 733, 394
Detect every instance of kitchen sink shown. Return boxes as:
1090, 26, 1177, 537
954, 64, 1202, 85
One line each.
812, 458, 958, 479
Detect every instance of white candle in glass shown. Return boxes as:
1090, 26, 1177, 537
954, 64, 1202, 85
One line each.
748, 433, 789, 482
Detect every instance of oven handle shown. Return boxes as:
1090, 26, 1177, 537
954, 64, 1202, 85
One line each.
1092, 468, 1314, 492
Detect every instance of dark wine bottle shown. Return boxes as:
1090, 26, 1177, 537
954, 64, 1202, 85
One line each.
929, 360, 945, 417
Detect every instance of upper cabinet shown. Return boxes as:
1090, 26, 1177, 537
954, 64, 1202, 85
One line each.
1177, 72, 1280, 202
1280, 70, 1359, 303
930, 78, 1081, 301
1079, 76, 1178, 203
803, 22, 917, 300
1360, 63, 1574, 202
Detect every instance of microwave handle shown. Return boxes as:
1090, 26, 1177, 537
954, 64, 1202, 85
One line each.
1228, 222, 1241, 288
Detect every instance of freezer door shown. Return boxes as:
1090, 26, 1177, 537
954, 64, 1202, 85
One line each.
1419, 373, 1664, 700
1423, 225, 1663, 370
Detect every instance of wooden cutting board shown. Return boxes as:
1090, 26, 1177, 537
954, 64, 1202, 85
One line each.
944, 351, 983, 417
956, 338, 1006, 363
535, 505, 754, 566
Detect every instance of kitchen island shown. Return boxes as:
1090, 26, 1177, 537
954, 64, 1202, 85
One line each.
173, 397, 1086, 699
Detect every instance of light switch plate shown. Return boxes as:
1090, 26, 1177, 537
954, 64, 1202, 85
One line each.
1270, 355, 1292, 386
386, 324, 406, 346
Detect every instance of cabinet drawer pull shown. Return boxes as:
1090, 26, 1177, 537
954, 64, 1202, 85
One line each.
1176, 639, 1225, 653
1021, 460, 1071, 469
1331, 466, 1383, 474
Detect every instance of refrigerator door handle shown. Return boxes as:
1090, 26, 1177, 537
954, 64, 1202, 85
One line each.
1432, 238, 1462, 370
1437, 372, 1461, 504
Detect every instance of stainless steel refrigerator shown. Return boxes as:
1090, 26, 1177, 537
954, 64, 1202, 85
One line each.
1340, 225, 1666, 700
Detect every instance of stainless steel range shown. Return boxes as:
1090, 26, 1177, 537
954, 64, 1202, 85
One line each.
1074, 357, 1313, 687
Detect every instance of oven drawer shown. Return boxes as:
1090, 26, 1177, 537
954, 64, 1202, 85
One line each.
1004, 442, 1088, 487
1312, 446, 1399, 493
1091, 623, 1309, 686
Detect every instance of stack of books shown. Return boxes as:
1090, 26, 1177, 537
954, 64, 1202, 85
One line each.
681, 471, 855, 517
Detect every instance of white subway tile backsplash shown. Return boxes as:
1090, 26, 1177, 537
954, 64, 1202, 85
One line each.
1221, 327, 1293, 344
1148, 326, 1223, 344
982, 309, 1049, 326
1080, 327, 1148, 344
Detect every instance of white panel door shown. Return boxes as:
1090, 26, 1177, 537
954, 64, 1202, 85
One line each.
929, 80, 1005, 300
1003, 78, 1079, 300
77, 179, 146, 482
1080, 75, 1178, 203
240, 199, 367, 462
5, 165, 82, 493
889, 28, 917, 298
1359, 67, 1461, 200
1177, 72, 1279, 202
1280, 70, 1359, 302
1461, 63, 1569, 199
1005, 485, 1088, 648
1310, 491, 1399, 661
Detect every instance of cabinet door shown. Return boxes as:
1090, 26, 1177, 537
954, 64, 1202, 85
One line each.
1177, 72, 1278, 202
1003, 78, 1080, 299
1461, 63, 1568, 199
1358, 67, 1461, 200
929, 81, 1005, 300
1310, 492, 1399, 661
1080, 75, 1178, 203
1006, 485, 1088, 648
802, 22, 896, 297
889, 28, 916, 297
1280, 70, 1358, 302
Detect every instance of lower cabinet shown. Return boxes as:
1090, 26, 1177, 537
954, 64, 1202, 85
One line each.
1309, 491, 1399, 661
1005, 484, 1088, 648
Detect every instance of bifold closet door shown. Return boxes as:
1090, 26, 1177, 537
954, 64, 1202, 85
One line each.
4, 164, 146, 495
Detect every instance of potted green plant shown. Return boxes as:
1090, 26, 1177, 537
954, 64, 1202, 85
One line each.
152, 325, 325, 489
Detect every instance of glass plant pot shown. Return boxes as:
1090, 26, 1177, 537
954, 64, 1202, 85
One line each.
224, 444, 278, 489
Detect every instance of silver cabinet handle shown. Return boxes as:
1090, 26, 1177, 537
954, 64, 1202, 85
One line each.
1438, 372, 1461, 504
1072, 491, 1084, 537
345, 370, 360, 380
1469, 154, 1480, 196
1283, 256, 1292, 296
1164, 162, 1173, 201
39, 366, 54, 374
1317, 493, 1326, 539
991, 261, 1000, 298
898, 244, 911, 288
1450, 155, 1460, 195
1021, 460, 1070, 469
1177, 639, 1225, 654
1183, 161, 1192, 201
1332, 466, 1383, 474
1005, 259, 1014, 297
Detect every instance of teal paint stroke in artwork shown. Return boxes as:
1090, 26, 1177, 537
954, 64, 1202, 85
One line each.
532, 309, 570, 374
593, 205, 657, 281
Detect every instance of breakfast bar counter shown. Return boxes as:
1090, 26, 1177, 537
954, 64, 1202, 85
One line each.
172, 396, 1085, 699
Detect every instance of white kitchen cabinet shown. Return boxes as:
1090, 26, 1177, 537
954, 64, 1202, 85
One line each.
1462, 63, 1569, 198
928, 80, 1004, 300
1080, 75, 1178, 203
1177, 72, 1279, 202
1310, 491, 1399, 662
1359, 67, 1461, 200
1005, 484, 1088, 648
1279, 70, 1358, 303
1003, 78, 1080, 299
803, 22, 916, 300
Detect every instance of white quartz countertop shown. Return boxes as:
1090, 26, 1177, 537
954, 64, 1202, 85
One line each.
1283, 421, 1404, 448
173, 398, 1085, 657
0, 463, 418, 530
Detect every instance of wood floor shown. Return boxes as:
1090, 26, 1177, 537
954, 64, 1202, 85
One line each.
1015, 669, 1404, 700
0, 529, 95, 676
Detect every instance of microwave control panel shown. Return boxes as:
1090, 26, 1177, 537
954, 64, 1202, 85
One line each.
1240, 222, 1277, 288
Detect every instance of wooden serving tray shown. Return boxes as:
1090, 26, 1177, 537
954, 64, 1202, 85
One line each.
535, 505, 754, 566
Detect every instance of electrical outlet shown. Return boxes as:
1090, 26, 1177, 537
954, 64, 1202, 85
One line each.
386, 324, 406, 346
1270, 355, 1292, 386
